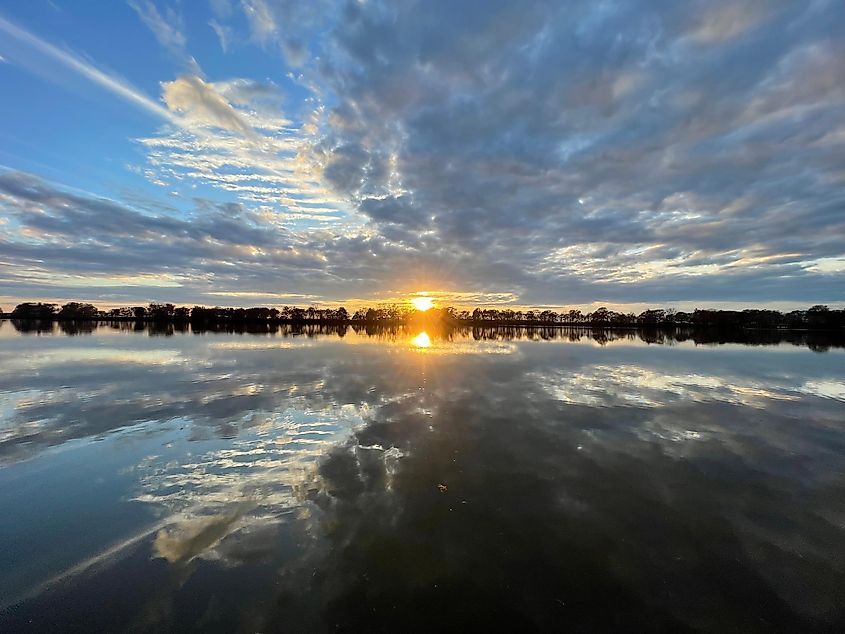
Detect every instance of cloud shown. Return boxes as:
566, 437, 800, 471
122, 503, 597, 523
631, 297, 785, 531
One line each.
137, 76, 349, 221
0, 170, 309, 290
209, 19, 233, 53
241, 0, 277, 45
0, 13, 175, 123
2, 2, 844, 306
0, 15, 254, 142
685, 0, 780, 44
298, 0, 845, 304
238, 0, 333, 67
128, 0, 187, 58
160, 75, 256, 137
0, 169, 455, 305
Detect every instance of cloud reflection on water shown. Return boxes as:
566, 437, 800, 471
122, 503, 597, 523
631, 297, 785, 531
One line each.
0, 326, 844, 630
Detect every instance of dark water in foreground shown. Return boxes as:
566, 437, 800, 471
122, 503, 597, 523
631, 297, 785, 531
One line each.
1, 323, 844, 632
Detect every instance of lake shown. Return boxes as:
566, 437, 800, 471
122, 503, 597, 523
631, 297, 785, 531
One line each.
1, 321, 844, 632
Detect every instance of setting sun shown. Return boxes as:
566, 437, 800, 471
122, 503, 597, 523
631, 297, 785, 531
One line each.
411, 296, 434, 311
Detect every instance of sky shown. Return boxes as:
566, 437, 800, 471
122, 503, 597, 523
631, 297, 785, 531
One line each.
0, 0, 843, 312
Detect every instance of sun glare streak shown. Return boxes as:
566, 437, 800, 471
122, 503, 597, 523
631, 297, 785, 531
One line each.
412, 332, 432, 348
411, 296, 434, 311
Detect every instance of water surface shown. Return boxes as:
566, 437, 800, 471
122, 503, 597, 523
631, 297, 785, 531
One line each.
1, 322, 844, 631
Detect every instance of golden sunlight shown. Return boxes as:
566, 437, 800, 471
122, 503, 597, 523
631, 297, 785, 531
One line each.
412, 332, 432, 348
411, 296, 434, 311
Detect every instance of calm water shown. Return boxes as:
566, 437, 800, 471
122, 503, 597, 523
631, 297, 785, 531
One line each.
1, 322, 844, 632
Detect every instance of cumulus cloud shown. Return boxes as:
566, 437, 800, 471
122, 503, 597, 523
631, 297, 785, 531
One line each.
160, 75, 257, 137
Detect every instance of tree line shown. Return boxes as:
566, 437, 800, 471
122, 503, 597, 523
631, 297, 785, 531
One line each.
3, 301, 844, 330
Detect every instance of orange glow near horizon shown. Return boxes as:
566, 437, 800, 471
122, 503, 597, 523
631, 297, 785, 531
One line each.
411, 296, 434, 311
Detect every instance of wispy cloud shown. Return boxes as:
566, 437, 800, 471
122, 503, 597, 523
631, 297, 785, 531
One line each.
0, 13, 175, 123
240, 0, 277, 45
209, 19, 233, 53
685, 0, 780, 44
128, 0, 186, 58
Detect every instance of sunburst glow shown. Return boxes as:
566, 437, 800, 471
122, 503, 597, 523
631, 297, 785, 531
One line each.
411, 296, 434, 311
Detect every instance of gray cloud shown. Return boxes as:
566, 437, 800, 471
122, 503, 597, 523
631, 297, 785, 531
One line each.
2, 0, 844, 306
305, 0, 845, 303
0, 170, 490, 305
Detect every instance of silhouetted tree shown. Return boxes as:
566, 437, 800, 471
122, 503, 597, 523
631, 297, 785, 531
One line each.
12, 303, 58, 319
147, 303, 175, 321
58, 302, 99, 319
591, 307, 610, 323
638, 309, 666, 325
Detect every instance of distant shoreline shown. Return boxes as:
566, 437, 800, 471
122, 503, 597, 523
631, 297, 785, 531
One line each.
3, 302, 843, 333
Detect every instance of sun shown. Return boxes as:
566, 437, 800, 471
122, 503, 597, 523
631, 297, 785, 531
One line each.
411, 296, 434, 311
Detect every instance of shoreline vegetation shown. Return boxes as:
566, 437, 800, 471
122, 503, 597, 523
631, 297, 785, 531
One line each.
2, 301, 844, 331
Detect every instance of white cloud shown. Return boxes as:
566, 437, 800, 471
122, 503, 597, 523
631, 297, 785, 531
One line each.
128, 0, 187, 57
137, 76, 350, 223
241, 0, 276, 45
0, 14, 176, 123
161, 75, 256, 137
686, 0, 776, 44
209, 19, 233, 53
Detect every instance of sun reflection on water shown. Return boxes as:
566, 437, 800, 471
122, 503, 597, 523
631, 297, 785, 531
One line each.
412, 332, 432, 348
